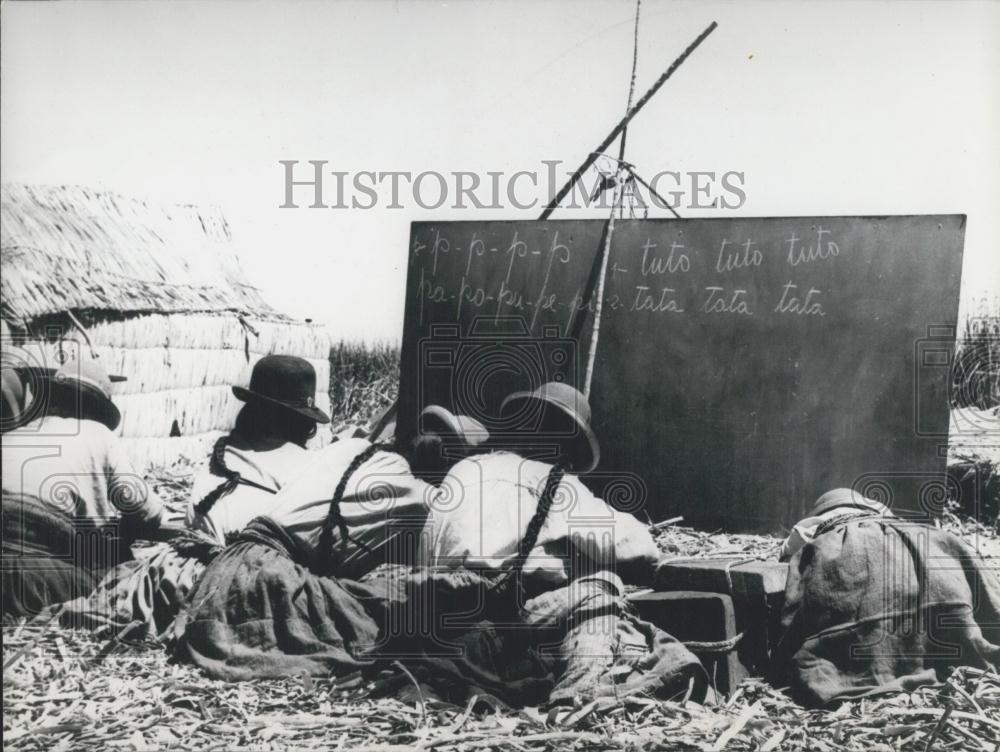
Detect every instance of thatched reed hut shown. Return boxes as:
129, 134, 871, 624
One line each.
1, 184, 332, 470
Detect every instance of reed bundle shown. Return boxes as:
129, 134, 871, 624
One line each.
2, 185, 332, 470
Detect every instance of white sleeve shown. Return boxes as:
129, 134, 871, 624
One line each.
106, 436, 162, 532
560, 473, 660, 572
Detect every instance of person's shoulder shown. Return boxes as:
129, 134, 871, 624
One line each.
78, 418, 117, 442
369, 443, 418, 474
454, 451, 514, 473
308, 437, 409, 474
448, 451, 546, 484
0, 418, 44, 441
489, 452, 555, 480
3, 416, 94, 438
470, 450, 523, 466
227, 438, 308, 463
310, 437, 372, 462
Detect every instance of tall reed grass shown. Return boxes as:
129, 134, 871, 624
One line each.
952, 298, 1000, 409
327, 340, 400, 428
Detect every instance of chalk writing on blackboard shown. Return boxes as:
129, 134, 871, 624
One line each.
641, 240, 690, 275
413, 226, 841, 324
631, 286, 684, 313
715, 239, 762, 273
401, 215, 966, 531
774, 282, 826, 316
702, 287, 753, 315
786, 227, 840, 267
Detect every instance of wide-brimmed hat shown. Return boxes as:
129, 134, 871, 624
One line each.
811, 487, 891, 517
500, 381, 600, 473
51, 358, 122, 431
419, 405, 490, 448
1, 367, 26, 428
233, 355, 330, 424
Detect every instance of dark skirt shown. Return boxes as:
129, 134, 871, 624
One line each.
172, 516, 402, 681
380, 569, 705, 707
775, 518, 1000, 706
2, 494, 105, 620
172, 518, 703, 705
51, 538, 214, 638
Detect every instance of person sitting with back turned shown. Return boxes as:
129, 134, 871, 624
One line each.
407, 404, 490, 486
44, 355, 332, 637
171, 406, 482, 681
1, 358, 164, 617
417, 381, 660, 591
774, 487, 1000, 706
186, 354, 329, 545
399, 383, 701, 708
262, 405, 486, 577
1, 357, 163, 539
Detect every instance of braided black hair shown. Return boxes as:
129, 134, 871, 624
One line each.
193, 435, 241, 517
500, 463, 566, 601
316, 442, 389, 572
194, 400, 312, 519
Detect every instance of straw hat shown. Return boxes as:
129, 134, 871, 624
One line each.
51, 359, 123, 431
232, 355, 330, 424
419, 405, 490, 448
500, 381, 600, 473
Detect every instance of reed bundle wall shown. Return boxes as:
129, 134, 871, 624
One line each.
2, 185, 332, 471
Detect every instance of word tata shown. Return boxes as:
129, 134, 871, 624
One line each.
631, 282, 824, 316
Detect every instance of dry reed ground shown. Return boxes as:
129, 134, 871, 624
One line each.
5, 461, 998, 751
4, 337, 999, 750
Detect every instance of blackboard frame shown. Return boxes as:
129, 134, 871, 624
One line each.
398, 215, 965, 532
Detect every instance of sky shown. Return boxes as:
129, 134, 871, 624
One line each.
2, 0, 998, 342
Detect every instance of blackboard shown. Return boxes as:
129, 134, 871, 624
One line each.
398, 216, 965, 531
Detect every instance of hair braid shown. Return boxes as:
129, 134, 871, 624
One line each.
317, 442, 389, 571
502, 464, 566, 598
194, 435, 241, 517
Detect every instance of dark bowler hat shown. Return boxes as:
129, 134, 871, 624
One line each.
233, 355, 330, 424
500, 381, 600, 473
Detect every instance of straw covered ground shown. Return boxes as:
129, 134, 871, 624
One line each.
4, 459, 999, 751
4, 628, 999, 752
5, 351, 999, 751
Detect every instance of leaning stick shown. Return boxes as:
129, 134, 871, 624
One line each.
582, 177, 623, 397
581, 0, 642, 396
538, 20, 718, 220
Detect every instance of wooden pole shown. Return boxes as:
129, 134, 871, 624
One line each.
615, 0, 643, 173
582, 0, 643, 396
538, 20, 718, 221
582, 175, 623, 397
